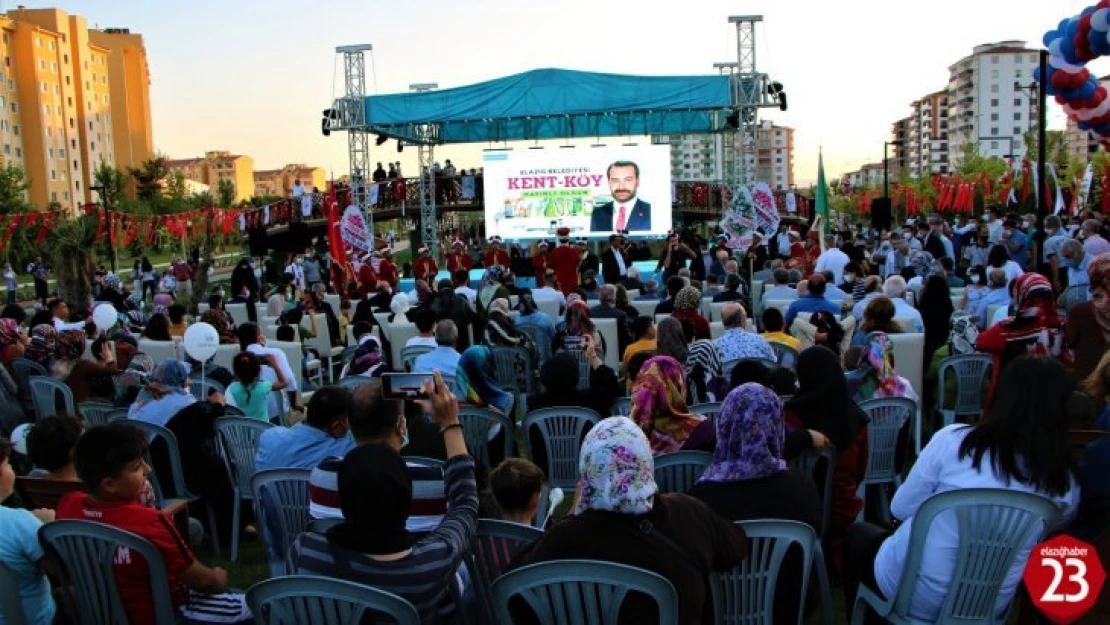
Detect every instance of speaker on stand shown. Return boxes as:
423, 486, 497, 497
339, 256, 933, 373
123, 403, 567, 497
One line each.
870, 198, 892, 232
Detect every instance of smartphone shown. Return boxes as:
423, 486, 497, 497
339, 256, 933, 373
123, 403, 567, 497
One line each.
382, 373, 436, 400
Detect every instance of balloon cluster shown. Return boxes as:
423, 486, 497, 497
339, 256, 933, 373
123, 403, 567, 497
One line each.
1040, 2, 1110, 146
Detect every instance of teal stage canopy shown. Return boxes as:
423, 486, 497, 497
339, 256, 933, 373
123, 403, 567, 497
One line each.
363, 68, 737, 144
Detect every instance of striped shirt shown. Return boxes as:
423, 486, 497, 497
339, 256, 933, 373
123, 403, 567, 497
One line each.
309, 457, 448, 532
288, 455, 478, 624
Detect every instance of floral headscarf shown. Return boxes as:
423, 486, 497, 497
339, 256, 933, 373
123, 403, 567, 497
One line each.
909, 250, 942, 278
136, 359, 190, 404
572, 416, 658, 515
0, 318, 20, 349
674, 286, 702, 312
26, 325, 56, 364
852, 332, 908, 401
104, 274, 122, 292
698, 383, 787, 484
200, 309, 236, 344
1012, 272, 1060, 325
629, 355, 704, 454
114, 350, 154, 402
1089, 253, 1110, 342
56, 330, 86, 362
481, 265, 505, 288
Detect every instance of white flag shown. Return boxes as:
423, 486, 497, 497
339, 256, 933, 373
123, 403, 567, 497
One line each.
1048, 164, 1066, 215
1079, 162, 1094, 211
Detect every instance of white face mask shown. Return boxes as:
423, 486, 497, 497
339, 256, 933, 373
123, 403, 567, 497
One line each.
970, 274, 980, 284
844, 273, 856, 283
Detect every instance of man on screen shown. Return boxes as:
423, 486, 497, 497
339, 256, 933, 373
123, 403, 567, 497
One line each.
590, 161, 652, 233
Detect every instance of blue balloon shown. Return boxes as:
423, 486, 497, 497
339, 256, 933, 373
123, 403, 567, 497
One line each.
1080, 120, 1093, 131
1091, 32, 1110, 55
1074, 82, 1097, 101
1082, 5, 1097, 17
1091, 123, 1110, 135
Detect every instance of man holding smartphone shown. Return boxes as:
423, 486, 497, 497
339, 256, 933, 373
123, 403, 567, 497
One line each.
290, 372, 479, 624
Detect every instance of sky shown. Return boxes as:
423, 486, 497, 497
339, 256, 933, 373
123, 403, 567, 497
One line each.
10, 0, 1094, 186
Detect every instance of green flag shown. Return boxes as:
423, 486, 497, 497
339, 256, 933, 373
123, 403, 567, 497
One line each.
815, 148, 829, 220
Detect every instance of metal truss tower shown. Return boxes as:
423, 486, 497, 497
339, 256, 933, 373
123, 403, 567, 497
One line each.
409, 83, 440, 258
729, 15, 760, 190
336, 44, 374, 238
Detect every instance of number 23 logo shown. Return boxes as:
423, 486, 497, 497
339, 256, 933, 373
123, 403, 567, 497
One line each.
1040, 557, 1090, 603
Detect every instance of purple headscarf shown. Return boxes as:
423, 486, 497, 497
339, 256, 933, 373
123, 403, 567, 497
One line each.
698, 383, 787, 483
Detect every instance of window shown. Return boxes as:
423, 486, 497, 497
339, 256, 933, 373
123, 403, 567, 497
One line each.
40, 81, 47, 93
50, 192, 56, 202
73, 160, 78, 169
88, 121, 92, 131
990, 84, 1000, 93
2, 144, 7, 155
991, 127, 999, 136
991, 113, 999, 121
51, 62, 57, 72
63, 54, 68, 64
13, 147, 19, 157
1014, 98, 1022, 106
53, 84, 59, 94
12, 125, 17, 137
48, 147, 53, 158
70, 139, 76, 149
991, 69, 999, 78
48, 41, 54, 51
991, 55, 999, 64
9, 103, 14, 113
1014, 112, 1022, 120
1014, 127, 1022, 135
63, 192, 69, 201
38, 60, 44, 70
102, 94, 108, 104
65, 75, 70, 86
59, 147, 65, 158
50, 170, 56, 181
69, 118, 74, 129
75, 180, 80, 191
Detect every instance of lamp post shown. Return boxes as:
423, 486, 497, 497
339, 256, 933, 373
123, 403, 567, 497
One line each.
883, 139, 905, 200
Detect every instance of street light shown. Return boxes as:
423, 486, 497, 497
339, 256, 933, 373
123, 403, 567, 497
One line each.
884, 139, 905, 199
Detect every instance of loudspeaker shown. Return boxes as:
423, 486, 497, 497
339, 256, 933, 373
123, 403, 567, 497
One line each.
870, 198, 892, 232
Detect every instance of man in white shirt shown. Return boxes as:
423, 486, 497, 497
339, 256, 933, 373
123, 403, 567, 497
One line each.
452, 269, 477, 311
531, 270, 567, 313
814, 237, 850, 284
774, 226, 792, 259
50, 299, 87, 332
986, 207, 1005, 245
285, 254, 307, 295
761, 268, 797, 310
241, 323, 299, 419
882, 276, 925, 333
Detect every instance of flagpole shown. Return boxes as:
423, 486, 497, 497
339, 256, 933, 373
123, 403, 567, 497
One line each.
1035, 49, 1049, 277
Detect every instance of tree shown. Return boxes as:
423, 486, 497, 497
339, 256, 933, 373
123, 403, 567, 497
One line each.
954, 143, 1008, 179
48, 212, 97, 307
129, 156, 169, 204
0, 164, 32, 214
92, 162, 126, 209
165, 170, 187, 202
216, 179, 236, 208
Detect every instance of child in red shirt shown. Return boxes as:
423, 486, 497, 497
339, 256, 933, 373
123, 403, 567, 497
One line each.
56, 423, 250, 624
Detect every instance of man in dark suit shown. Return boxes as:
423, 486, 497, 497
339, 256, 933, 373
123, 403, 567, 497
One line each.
601, 232, 631, 285
590, 161, 652, 232
590, 284, 631, 356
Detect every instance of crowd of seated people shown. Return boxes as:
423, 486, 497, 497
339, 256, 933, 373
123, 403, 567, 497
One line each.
1, 213, 1109, 624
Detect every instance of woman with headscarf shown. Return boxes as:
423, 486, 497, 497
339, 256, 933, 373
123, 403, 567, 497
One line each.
510, 417, 748, 625
476, 265, 510, 321
455, 345, 514, 419
784, 345, 869, 573
685, 339, 727, 405
113, 335, 155, 406
847, 332, 917, 404
0, 318, 27, 372
630, 355, 715, 454
977, 272, 1067, 397
513, 290, 555, 362
56, 330, 120, 404
688, 383, 821, 625
671, 285, 710, 340
127, 360, 197, 426
231, 258, 259, 302
484, 297, 531, 352
387, 292, 411, 324
123, 292, 149, 331
655, 316, 690, 363
200, 308, 237, 344
25, 324, 56, 369
98, 273, 126, 310
1066, 254, 1110, 382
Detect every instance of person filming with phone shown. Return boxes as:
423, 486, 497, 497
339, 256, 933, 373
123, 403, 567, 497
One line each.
289, 372, 478, 624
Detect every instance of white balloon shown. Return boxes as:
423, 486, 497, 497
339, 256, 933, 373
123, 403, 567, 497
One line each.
92, 304, 118, 331
1093, 9, 1110, 33
183, 322, 220, 362
1049, 37, 1064, 58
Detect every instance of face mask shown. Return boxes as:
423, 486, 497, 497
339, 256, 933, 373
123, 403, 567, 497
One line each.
1023, 221, 1033, 229
970, 275, 980, 284
844, 273, 856, 283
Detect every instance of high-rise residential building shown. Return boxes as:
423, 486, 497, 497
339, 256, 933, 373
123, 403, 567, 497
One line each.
654, 120, 795, 189
253, 163, 327, 198
891, 117, 910, 177
165, 150, 255, 203
842, 162, 886, 190
0, 7, 153, 210
946, 41, 1040, 168
654, 134, 726, 181
88, 28, 153, 179
902, 90, 951, 177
